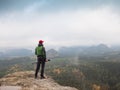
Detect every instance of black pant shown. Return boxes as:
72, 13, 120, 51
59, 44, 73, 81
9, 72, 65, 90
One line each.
35, 56, 45, 78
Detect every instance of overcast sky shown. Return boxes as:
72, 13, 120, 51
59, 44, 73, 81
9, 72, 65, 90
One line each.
0, 0, 120, 49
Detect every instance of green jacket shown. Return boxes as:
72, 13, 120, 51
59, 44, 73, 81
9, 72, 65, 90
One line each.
35, 45, 46, 58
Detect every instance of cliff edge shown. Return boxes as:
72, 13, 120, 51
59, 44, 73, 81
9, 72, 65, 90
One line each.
0, 71, 78, 90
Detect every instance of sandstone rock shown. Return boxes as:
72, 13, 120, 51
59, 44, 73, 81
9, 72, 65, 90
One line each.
0, 71, 78, 90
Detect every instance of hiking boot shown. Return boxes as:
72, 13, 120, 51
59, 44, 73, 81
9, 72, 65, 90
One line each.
35, 76, 37, 79
41, 76, 46, 79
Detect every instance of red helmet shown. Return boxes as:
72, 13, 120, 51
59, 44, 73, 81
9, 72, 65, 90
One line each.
39, 40, 44, 44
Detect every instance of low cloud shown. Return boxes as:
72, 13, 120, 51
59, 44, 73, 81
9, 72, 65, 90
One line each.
0, 5, 120, 48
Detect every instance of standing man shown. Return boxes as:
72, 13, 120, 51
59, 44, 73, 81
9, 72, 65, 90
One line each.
35, 40, 46, 79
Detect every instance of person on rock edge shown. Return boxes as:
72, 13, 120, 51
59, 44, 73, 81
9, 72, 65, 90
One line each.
35, 40, 46, 79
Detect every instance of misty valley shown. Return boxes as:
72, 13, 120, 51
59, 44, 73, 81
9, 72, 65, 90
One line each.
0, 44, 120, 90
1, 0, 120, 90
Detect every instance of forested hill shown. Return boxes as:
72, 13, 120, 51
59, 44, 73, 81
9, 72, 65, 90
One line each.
0, 44, 120, 90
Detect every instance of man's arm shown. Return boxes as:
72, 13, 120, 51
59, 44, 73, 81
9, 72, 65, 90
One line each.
35, 47, 37, 55
43, 47, 46, 59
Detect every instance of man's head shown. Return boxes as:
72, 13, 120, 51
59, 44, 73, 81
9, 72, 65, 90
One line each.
39, 40, 44, 44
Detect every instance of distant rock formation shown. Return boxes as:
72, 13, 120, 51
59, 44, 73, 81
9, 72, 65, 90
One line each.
47, 49, 59, 59
58, 44, 112, 57
0, 71, 78, 90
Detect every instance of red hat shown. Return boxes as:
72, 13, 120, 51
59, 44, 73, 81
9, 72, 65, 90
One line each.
39, 40, 44, 44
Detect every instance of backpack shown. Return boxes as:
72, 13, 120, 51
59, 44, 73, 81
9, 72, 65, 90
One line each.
35, 46, 45, 56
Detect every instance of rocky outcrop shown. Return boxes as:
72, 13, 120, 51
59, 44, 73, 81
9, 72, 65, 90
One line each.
0, 71, 78, 90
47, 49, 59, 59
